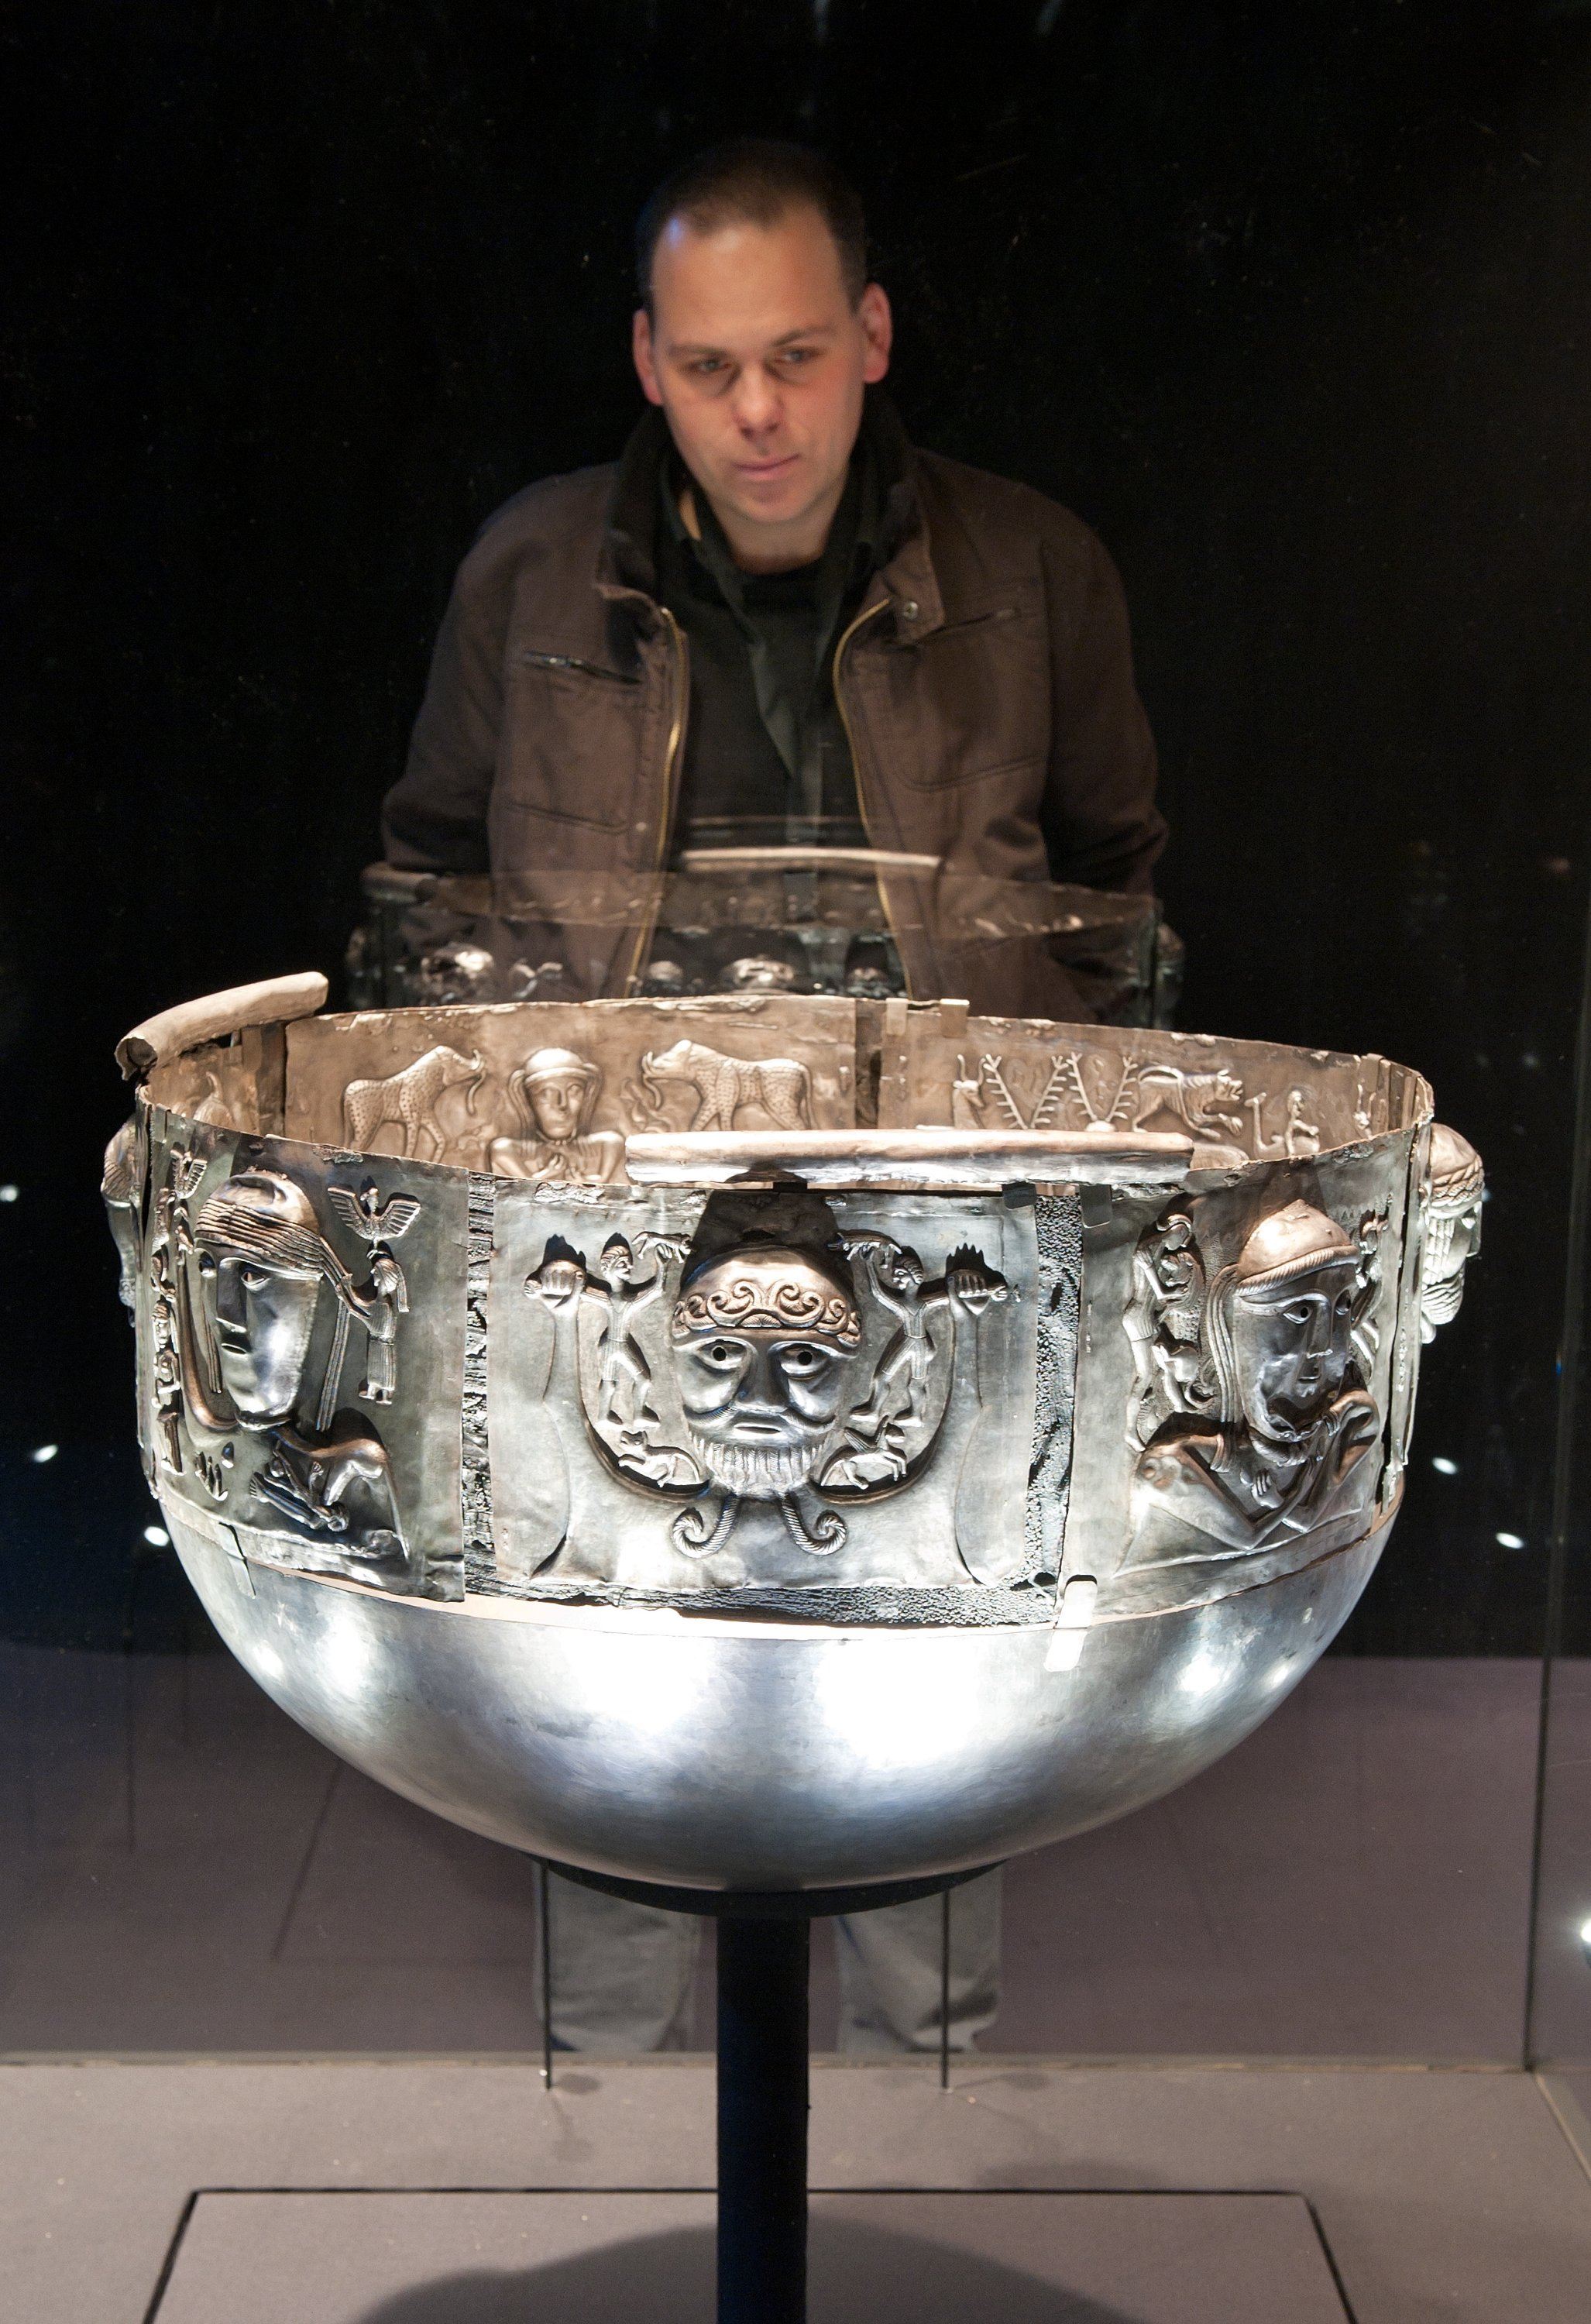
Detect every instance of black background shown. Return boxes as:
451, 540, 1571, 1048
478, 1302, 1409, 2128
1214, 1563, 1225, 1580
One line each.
4, 0, 1589, 1656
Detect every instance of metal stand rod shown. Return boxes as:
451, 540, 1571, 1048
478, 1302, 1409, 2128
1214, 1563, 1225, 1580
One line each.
939, 1882, 952, 2091
536, 1861, 555, 2088
716, 1915, 810, 2324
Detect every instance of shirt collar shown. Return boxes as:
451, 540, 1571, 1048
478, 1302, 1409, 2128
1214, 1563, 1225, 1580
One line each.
601, 389, 918, 609
665, 443, 875, 630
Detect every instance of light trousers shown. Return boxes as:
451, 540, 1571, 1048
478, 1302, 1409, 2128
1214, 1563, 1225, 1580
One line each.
545, 1871, 1002, 2054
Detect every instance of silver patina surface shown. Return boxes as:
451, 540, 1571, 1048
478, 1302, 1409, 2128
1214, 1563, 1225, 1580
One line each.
106, 982, 1481, 1891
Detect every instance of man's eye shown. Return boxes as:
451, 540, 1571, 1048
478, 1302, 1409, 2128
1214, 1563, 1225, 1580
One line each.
241, 1265, 269, 1291
690, 358, 727, 377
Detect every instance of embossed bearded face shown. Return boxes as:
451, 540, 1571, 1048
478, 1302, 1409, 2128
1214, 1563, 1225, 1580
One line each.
671, 1246, 861, 1497
601, 1235, 637, 1284
1229, 1256, 1358, 1441
203, 1252, 320, 1424
1421, 1205, 1481, 1340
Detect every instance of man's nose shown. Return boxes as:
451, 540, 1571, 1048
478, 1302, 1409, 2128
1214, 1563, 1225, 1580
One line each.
729, 366, 781, 435
732, 1346, 788, 1414
214, 1267, 244, 1326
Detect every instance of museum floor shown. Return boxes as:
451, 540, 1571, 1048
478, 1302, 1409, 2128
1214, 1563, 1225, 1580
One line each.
1, 2056, 1587, 2320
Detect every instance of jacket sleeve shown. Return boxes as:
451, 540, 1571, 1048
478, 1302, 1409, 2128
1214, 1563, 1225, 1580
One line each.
379, 554, 510, 875
1038, 527, 1166, 895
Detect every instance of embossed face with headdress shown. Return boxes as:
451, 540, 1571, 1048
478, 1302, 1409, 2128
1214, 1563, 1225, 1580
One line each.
1209, 1200, 1360, 1445
515, 1049, 600, 1144
670, 1245, 862, 1497
1421, 1125, 1484, 1342
194, 1171, 336, 1423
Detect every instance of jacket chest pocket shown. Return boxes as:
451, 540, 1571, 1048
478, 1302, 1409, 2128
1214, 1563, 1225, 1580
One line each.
865, 596, 1051, 789
497, 649, 647, 831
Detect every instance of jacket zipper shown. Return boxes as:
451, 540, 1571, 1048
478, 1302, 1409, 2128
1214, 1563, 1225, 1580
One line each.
620, 606, 689, 993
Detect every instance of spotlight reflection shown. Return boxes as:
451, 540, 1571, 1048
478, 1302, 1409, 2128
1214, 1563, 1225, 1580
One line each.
816, 1640, 980, 1769
1178, 1649, 1226, 1700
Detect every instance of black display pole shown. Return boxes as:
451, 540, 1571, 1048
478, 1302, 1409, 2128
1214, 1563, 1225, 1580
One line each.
716, 1914, 810, 2323
541, 1857, 998, 2324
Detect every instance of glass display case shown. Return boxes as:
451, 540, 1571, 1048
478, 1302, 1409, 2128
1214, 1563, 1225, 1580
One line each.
6, 8, 1591, 2317
346, 826, 1184, 1026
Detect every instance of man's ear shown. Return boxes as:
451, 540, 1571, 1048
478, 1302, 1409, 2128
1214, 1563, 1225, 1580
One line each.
633, 308, 665, 406
858, 284, 892, 387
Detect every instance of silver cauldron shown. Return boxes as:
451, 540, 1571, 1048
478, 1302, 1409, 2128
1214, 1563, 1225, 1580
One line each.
104, 976, 1481, 1893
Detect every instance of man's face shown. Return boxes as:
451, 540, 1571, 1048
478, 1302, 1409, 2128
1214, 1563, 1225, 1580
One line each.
633, 203, 892, 564
670, 1246, 860, 1495
1230, 1258, 1357, 1440
204, 1250, 319, 1424
676, 1324, 853, 1496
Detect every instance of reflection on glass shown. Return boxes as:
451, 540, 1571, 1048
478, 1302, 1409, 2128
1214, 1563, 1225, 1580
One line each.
345, 823, 1180, 1030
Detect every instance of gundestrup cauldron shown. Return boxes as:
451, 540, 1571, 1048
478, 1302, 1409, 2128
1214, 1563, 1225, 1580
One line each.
103, 975, 1482, 1893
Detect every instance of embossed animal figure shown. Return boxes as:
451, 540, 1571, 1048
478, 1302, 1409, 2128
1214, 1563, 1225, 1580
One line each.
1124, 1064, 1246, 1143
342, 1046, 485, 1161
967, 1051, 1245, 1146
638, 1039, 813, 1132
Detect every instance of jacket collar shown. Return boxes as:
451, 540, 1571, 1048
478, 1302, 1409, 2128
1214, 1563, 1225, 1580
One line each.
600, 407, 670, 603
596, 390, 943, 637
864, 391, 943, 634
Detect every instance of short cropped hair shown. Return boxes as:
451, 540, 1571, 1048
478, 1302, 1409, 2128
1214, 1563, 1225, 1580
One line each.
635, 139, 868, 312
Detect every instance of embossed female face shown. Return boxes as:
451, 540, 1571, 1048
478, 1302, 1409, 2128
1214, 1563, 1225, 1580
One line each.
527, 1073, 589, 1142
202, 1250, 320, 1423
1230, 1257, 1357, 1440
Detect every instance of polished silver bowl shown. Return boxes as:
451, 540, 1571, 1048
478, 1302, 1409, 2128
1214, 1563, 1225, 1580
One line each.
104, 976, 1481, 1892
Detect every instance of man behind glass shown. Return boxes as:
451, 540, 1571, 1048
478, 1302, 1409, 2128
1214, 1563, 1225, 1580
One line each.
383, 139, 1163, 1016
382, 139, 1166, 2051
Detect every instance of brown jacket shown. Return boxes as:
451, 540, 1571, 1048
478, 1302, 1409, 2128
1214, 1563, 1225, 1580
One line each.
383, 406, 1164, 1016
